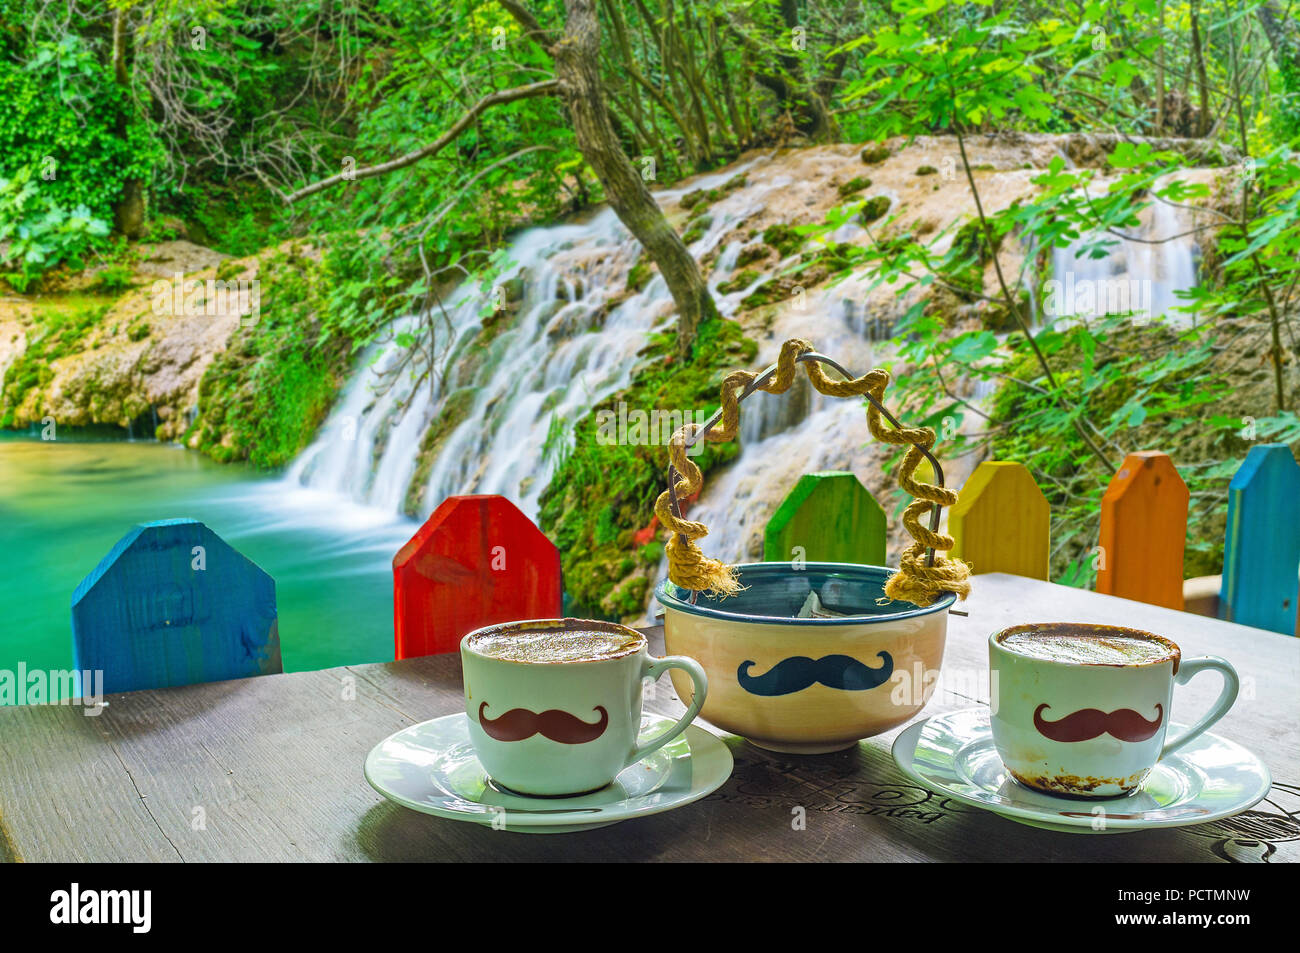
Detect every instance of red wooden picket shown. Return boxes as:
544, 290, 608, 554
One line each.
1096, 451, 1189, 610
393, 495, 562, 658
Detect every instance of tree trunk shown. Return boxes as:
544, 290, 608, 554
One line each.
1258, 2, 1300, 84
1258, 1, 1297, 54
552, 0, 718, 358
111, 10, 145, 239
1189, 0, 1211, 137
728, 4, 836, 142
1155, 0, 1166, 133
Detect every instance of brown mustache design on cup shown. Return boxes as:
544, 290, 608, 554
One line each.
1033, 702, 1164, 743
478, 701, 609, 744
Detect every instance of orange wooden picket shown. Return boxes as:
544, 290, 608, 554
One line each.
1096, 451, 1189, 610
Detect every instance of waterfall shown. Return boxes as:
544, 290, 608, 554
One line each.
1046, 176, 1201, 325
285, 157, 776, 521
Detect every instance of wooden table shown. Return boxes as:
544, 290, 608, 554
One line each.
2, 574, 1296, 862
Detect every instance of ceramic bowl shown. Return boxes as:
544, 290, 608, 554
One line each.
655, 563, 955, 753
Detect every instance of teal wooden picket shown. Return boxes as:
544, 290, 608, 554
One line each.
71, 518, 281, 694
1221, 444, 1300, 635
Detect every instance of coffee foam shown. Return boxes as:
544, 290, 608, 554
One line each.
997, 624, 1178, 666
468, 628, 644, 663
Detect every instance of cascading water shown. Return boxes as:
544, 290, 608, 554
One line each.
1046, 177, 1201, 324
286, 158, 778, 521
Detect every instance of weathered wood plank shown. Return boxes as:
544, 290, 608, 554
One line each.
2, 575, 1296, 862
763, 472, 886, 566
1096, 451, 1189, 609
0, 702, 184, 863
393, 495, 562, 658
1221, 444, 1300, 636
71, 518, 280, 695
949, 461, 1050, 579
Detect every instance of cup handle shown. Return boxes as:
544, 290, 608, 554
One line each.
1160, 656, 1239, 760
626, 655, 709, 768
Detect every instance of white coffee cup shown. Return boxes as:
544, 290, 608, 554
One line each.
461, 618, 708, 797
989, 622, 1239, 798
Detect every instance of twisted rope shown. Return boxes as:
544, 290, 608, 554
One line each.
653, 338, 971, 607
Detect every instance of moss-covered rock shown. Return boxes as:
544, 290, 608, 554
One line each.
193, 247, 376, 467
946, 219, 1003, 300
626, 253, 654, 293
680, 188, 708, 211
740, 275, 815, 310
916, 165, 938, 176
860, 143, 891, 164
682, 214, 713, 245
762, 223, 804, 258
717, 269, 761, 294
680, 174, 749, 213
807, 242, 864, 274
978, 289, 1029, 332
837, 176, 872, 197
859, 195, 891, 224
404, 386, 477, 515
0, 298, 110, 428
537, 318, 758, 620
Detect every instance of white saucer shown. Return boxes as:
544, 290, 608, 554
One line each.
892, 707, 1272, 834
365, 712, 733, 833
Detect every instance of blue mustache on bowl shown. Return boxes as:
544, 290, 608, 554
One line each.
736, 652, 894, 696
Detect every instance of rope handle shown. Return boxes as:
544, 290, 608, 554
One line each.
653, 338, 971, 608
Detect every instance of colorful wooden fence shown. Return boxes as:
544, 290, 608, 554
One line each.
392, 494, 562, 658
1221, 444, 1300, 634
71, 518, 281, 695
948, 461, 1050, 579
60, 446, 1298, 702
763, 444, 1297, 635
763, 472, 886, 565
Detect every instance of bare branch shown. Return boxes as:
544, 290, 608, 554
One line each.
283, 79, 560, 204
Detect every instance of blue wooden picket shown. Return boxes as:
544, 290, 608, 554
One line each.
71, 518, 281, 694
1221, 444, 1300, 636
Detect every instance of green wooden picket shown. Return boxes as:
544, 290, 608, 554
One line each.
763, 472, 886, 566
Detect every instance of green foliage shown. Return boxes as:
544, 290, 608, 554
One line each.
810, 121, 1299, 581
838, 176, 872, 196
94, 263, 135, 295
0, 33, 153, 278
983, 318, 1226, 578
0, 168, 112, 283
